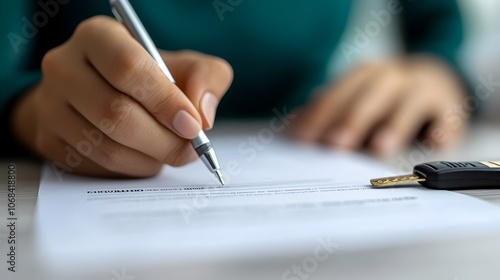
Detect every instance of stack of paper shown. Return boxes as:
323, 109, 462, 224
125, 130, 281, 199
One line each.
34, 124, 500, 279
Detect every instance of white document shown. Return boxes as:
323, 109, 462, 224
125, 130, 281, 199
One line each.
35, 123, 500, 276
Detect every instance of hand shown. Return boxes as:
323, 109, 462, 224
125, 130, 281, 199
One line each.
290, 56, 469, 157
11, 16, 233, 178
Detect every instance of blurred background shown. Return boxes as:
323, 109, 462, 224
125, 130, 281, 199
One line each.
330, 0, 500, 122
460, 0, 500, 122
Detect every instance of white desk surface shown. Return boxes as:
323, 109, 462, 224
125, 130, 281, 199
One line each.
1, 122, 500, 280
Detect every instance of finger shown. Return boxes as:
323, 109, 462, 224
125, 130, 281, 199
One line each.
162, 50, 233, 129
369, 92, 431, 157
292, 64, 378, 142
425, 107, 468, 149
72, 16, 202, 139
325, 66, 408, 150
42, 45, 198, 167
40, 98, 165, 177
35, 131, 128, 178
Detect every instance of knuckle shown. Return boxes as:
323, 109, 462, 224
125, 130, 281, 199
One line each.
210, 57, 233, 84
111, 54, 148, 90
41, 47, 62, 75
183, 50, 233, 78
75, 16, 113, 39
102, 95, 136, 139
174, 50, 233, 90
176, 49, 199, 59
197, 55, 233, 81
212, 57, 233, 74
148, 89, 177, 117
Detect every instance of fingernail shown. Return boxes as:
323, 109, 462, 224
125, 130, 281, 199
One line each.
200, 92, 218, 129
328, 130, 354, 149
373, 130, 398, 157
172, 110, 202, 139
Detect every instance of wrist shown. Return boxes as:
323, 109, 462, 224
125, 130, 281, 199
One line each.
10, 86, 39, 156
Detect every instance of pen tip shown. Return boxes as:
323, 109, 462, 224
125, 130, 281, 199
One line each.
215, 170, 225, 186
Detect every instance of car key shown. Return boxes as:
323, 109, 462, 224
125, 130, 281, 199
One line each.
370, 161, 500, 190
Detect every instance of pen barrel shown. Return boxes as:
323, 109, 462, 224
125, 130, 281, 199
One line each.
192, 131, 220, 173
191, 131, 210, 149
110, 0, 223, 181
199, 148, 221, 173
194, 142, 213, 157
110, 0, 176, 82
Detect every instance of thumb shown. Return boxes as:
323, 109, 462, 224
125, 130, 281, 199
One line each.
161, 50, 233, 130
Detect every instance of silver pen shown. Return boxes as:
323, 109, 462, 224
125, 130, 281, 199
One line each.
110, 0, 225, 185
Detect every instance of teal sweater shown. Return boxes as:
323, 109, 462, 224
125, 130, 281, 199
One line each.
1, 0, 466, 155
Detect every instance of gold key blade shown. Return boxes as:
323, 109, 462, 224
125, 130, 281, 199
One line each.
370, 174, 426, 188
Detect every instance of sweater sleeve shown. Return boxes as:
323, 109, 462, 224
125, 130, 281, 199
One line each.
400, 0, 472, 97
1, 1, 42, 157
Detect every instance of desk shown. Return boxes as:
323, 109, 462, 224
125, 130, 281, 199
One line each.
1, 122, 500, 280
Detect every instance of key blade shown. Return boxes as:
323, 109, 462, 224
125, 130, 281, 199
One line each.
370, 174, 425, 188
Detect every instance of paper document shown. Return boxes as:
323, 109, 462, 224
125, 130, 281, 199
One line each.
35, 123, 500, 275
